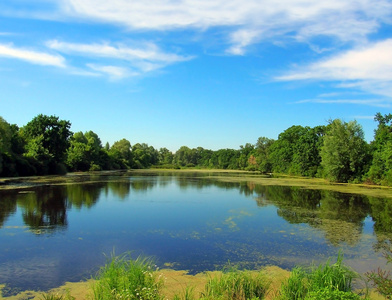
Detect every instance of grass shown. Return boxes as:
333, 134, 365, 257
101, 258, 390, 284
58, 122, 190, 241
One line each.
279, 252, 364, 300
91, 252, 163, 300
37, 252, 370, 300
200, 266, 270, 300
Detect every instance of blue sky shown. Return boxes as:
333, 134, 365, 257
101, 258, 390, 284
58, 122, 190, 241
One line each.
1, 0, 392, 151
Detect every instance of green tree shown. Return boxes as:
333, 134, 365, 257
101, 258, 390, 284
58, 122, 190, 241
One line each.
109, 138, 132, 169
367, 113, 392, 185
158, 147, 174, 165
320, 119, 370, 183
132, 143, 158, 168
22, 114, 72, 164
269, 125, 308, 174
0, 117, 12, 174
255, 136, 274, 173
291, 126, 326, 177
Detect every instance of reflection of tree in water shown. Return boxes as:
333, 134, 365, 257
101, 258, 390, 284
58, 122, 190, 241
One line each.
107, 181, 131, 199
17, 187, 68, 234
0, 191, 18, 227
248, 185, 370, 246
67, 184, 103, 209
130, 179, 156, 193
368, 197, 392, 253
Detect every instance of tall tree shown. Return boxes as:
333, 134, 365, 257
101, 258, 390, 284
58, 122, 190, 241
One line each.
0, 117, 12, 174
367, 113, 392, 185
109, 138, 132, 169
269, 125, 308, 174
320, 119, 370, 183
255, 136, 275, 173
22, 114, 72, 165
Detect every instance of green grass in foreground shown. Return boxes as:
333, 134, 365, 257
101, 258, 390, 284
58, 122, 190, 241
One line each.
91, 253, 163, 300
279, 253, 363, 300
41, 252, 369, 300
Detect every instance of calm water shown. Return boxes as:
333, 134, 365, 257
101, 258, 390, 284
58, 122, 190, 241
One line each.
0, 172, 391, 295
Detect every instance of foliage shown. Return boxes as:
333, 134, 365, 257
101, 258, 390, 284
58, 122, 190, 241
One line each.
269, 125, 324, 177
67, 131, 106, 171
366, 250, 392, 298
279, 253, 361, 300
109, 138, 132, 169
22, 114, 72, 164
304, 287, 361, 300
3, 112, 392, 186
367, 113, 392, 185
320, 119, 370, 183
200, 266, 269, 300
92, 253, 163, 300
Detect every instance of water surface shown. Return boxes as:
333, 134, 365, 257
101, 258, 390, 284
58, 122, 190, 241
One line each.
0, 172, 391, 295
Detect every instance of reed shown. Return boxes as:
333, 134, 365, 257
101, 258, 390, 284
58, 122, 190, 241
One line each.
279, 252, 363, 300
91, 252, 163, 300
200, 266, 270, 300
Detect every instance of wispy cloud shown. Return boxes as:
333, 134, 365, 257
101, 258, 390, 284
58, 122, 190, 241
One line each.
46, 40, 192, 78
86, 64, 137, 80
58, 0, 392, 54
46, 40, 191, 63
0, 43, 65, 67
277, 39, 392, 98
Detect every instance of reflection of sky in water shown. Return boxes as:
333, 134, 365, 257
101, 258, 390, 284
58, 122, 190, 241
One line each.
0, 174, 391, 295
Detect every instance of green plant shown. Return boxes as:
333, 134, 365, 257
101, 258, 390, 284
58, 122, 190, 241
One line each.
92, 252, 163, 300
279, 253, 361, 300
200, 266, 269, 300
308, 253, 357, 292
40, 292, 75, 300
366, 251, 392, 298
40, 294, 65, 300
279, 267, 309, 300
173, 286, 196, 300
304, 287, 361, 300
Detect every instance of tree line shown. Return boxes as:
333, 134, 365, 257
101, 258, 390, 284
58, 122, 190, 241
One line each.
1, 113, 392, 185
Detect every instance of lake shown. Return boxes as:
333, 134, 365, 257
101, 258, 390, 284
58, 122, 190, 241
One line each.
0, 171, 391, 296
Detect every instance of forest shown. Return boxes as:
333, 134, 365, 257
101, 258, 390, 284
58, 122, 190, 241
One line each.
1, 113, 392, 185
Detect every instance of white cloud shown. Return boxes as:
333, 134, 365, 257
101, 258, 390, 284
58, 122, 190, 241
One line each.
57, 0, 392, 54
46, 40, 190, 63
0, 43, 65, 67
46, 40, 192, 77
86, 64, 137, 80
277, 39, 392, 98
226, 29, 263, 55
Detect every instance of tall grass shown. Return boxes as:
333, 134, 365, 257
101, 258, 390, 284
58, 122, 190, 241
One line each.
279, 252, 363, 300
91, 252, 163, 300
200, 266, 270, 300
